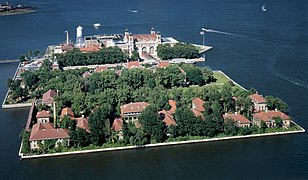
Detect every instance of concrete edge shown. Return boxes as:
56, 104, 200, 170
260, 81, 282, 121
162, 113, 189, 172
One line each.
213, 70, 247, 91
19, 125, 305, 160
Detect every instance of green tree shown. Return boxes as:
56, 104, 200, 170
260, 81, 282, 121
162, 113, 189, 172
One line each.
138, 105, 167, 143
88, 104, 112, 145
21, 70, 39, 90
70, 128, 90, 147
265, 96, 288, 112
273, 116, 283, 128
224, 119, 238, 136
21, 130, 30, 154
174, 106, 198, 136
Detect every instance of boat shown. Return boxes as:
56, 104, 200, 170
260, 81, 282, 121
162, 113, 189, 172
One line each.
262, 4, 267, 12
93, 23, 101, 28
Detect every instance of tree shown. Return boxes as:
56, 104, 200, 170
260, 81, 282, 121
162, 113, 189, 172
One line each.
21, 70, 39, 90
88, 104, 112, 145
60, 115, 76, 130
130, 129, 150, 146
138, 105, 166, 143
180, 64, 204, 85
224, 119, 238, 136
70, 128, 90, 147
174, 106, 198, 136
265, 96, 288, 112
21, 130, 30, 154
260, 121, 267, 133
273, 116, 283, 128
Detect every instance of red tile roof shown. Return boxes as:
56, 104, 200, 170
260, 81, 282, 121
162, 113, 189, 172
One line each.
133, 34, 158, 42
80, 44, 101, 52
250, 93, 267, 104
75, 116, 90, 132
191, 109, 204, 119
29, 122, 69, 141
36, 110, 50, 118
192, 98, 205, 112
42, 89, 57, 104
168, 100, 176, 114
82, 71, 91, 78
61, 107, 74, 119
94, 66, 108, 72
159, 110, 177, 126
252, 110, 290, 122
127, 61, 140, 69
120, 102, 150, 115
111, 118, 123, 131
223, 113, 250, 124
157, 61, 170, 68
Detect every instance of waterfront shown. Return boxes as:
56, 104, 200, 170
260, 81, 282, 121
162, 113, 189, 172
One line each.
0, 0, 307, 179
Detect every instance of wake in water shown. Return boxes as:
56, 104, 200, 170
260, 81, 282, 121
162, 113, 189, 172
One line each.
204, 29, 246, 38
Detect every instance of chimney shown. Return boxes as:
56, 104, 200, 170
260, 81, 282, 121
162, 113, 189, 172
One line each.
235, 112, 238, 115
82, 114, 84, 118
275, 108, 278, 112
265, 107, 268, 113
151, 27, 155, 34
65, 31, 69, 45
53, 102, 57, 128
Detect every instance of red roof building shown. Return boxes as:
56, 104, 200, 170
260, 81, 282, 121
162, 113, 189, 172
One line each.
42, 89, 57, 106
94, 66, 108, 72
252, 110, 291, 128
157, 61, 170, 69
75, 116, 90, 132
126, 61, 140, 69
120, 102, 150, 123
80, 44, 101, 52
191, 108, 204, 119
192, 98, 205, 112
29, 122, 69, 150
133, 34, 158, 42
159, 110, 177, 126
36, 110, 50, 124
250, 93, 268, 112
223, 113, 251, 128
61, 107, 75, 120
168, 100, 177, 114
111, 118, 123, 132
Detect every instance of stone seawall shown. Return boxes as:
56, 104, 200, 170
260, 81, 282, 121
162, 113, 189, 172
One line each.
19, 123, 305, 160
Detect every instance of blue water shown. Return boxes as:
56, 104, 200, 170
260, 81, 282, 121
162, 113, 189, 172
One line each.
0, 0, 307, 179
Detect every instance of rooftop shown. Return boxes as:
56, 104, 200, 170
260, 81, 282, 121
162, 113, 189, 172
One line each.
223, 113, 250, 124
250, 93, 267, 104
253, 110, 290, 122
29, 123, 69, 141
120, 102, 150, 114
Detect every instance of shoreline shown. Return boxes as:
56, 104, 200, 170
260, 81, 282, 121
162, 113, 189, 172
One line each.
0, 10, 35, 16
19, 122, 305, 159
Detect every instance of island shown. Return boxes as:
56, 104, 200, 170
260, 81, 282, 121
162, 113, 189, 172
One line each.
0, 2, 35, 16
2, 26, 304, 159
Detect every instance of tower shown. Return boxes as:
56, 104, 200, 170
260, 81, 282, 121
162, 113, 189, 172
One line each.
75, 25, 84, 48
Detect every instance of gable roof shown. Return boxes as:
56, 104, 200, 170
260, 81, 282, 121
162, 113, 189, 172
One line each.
159, 110, 177, 126
127, 61, 140, 69
157, 61, 170, 69
36, 110, 50, 118
111, 117, 123, 131
80, 44, 100, 52
252, 110, 290, 122
75, 116, 90, 132
61, 107, 75, 118
133, 34, 158, 42
192, 98, 205, 112
42, 89, 57, 104
29, 122, 69, 141
120, 102, 150, 114
250, 93, 267, 104
168, 100, 177, 114
191, 108, 204, 119
223, 113, 250, 124
94, 66, 108, 72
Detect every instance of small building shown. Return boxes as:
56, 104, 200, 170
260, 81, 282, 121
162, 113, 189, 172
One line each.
223, 113, 251, 128
252, 110, 291, 128
126, 61, 140, 69
80, 44, 101, 53
192, 98, 205, 112
75, 116, 90, 132
82, 71, 91, 78
36, 110, 50, 124
158, 110, 177, 126
157, 61, 170, 69
111, 117, 124, 140
61, 107, 75, 120
191, 108, 204, 119
42, 89, 57, 106
94, 66, 108, 73
250, 93, 267, 112
120, 102, 150, 123
29, 122, 69, 150
168, 100, 177, 115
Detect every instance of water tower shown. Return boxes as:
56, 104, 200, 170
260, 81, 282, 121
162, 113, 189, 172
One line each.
75, 25, 84, 48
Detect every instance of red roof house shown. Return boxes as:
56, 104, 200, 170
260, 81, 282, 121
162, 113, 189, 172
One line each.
42, 89, 57, 106
223, 113, 251, 127
157, 61, 170, 69
75, 116, 90, 132
168, 100, 177, 114
126, 61, 140, 69
192, 98, 205, 112
61, 107, 75, 120
159, 110, 177, 126
111, 118, 123, 132
252, 110, 291, 128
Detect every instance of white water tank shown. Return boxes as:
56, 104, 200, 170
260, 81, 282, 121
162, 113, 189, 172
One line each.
76, 26, 83, 37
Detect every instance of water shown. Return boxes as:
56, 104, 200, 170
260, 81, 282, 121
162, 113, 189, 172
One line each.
0, 0, 307, 179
